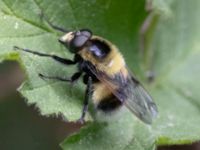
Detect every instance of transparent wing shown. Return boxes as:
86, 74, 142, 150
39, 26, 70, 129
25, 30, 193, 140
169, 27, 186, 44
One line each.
123, 74, 158, 124
85, 62, 158, 124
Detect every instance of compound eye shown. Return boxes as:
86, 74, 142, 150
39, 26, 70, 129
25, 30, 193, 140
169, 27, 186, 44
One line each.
71, 34, 89, 48
69, 29, 92, 50
80, 29, 92, 37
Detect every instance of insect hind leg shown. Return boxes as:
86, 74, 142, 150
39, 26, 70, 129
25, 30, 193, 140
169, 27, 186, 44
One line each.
77, 76, 92, 124
13, 46, 77, 65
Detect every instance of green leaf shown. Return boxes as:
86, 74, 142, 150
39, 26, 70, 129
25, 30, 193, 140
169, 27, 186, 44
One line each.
0, 0, 200, 149
61, 109, 155, 150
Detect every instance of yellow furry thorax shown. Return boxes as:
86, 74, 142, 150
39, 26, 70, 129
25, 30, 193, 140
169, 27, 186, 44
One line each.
78, 35, 126, 76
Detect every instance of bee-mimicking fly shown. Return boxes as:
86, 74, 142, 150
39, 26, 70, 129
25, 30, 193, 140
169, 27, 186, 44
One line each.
14, 19, 158, 124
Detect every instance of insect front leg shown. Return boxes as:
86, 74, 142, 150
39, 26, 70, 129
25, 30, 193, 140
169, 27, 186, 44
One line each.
77, 76, 92, 124
13, 46, 77, 65
39, 72, 82, 83
39, 11, 69, 33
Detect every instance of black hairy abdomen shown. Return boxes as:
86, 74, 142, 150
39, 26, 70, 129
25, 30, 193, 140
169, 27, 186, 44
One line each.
97, 95, 122, 112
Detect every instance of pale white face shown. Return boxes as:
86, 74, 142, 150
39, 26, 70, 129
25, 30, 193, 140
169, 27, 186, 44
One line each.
59, 32, 74, 43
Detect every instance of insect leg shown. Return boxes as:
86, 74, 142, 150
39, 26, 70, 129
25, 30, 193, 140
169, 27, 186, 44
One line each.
40, 11, 69, 33
77, 76, 92, 124
39, 72, 82, 83
14, 46, 77, 65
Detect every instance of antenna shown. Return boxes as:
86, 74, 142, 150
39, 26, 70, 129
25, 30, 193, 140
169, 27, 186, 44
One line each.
40, 11, 70, 33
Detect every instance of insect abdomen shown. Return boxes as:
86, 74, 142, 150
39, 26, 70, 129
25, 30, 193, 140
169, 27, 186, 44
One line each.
97, 95, 122, 112
92, 82, 122, 112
